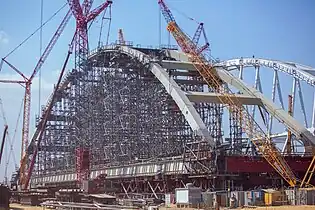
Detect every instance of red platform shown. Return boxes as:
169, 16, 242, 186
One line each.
225, 156, 313, 173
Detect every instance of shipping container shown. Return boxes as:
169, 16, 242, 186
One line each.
252, 190, 264, 206
244, 191, 251, 206
202, 192, 215, 208
285, 189, 296, 205
263, 189, 288, 206
230, 191, 245, 207
298, 189, 315, 205
244, 190, 264, 206
217, 192, 228, 207
175, 187, 202, 207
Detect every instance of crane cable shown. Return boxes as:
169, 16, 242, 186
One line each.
97, 5, 110, 48
163, 1, 219, 62
5, 98, 23, 171
165, 0, 200, 24
39, 0, 44, 117
2, 3, 68, 60
0, 96, 22, 181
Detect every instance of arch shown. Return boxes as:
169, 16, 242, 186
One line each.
214, 58, 315, 86
158, 51, 315, 151
88, 45, 216, 147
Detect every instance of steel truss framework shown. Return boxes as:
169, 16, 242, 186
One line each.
24, 45, 315, 191
32, 45, 221, 178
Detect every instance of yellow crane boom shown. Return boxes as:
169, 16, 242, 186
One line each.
158, 0, 298, 187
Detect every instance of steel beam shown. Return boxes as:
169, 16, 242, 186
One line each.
160, 55, 315, 148
186, 91, 262, 105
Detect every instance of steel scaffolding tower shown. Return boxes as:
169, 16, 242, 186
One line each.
34, 47, 223, 177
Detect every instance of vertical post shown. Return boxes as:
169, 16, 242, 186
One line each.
291, 78, 297, 117
268, 70, 277, 135
286, 95, 293, 155
312, 92, 315, 129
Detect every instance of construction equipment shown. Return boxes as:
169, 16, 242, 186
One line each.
0, 9, 72, 189
23, 39, 74, 190
158, 0, 299, 187
0, 125, 8, 165
300, 156, 315, 187
118, 28, 126, 45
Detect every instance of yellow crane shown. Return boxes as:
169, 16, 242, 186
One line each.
158, 0, 299, 187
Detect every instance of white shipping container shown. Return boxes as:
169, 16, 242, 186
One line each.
175, 187, 202, 205
176, 189, 189, 204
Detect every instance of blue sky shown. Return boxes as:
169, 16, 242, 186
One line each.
0, 0, 314, 181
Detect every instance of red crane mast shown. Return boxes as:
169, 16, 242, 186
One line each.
0, 9, 72, 188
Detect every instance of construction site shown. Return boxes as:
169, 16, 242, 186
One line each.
0, 0, 315, 209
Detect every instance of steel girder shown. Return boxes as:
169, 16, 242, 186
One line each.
160, 51, 315, 152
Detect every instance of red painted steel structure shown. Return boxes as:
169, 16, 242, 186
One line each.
225, 156, 313, 173
0, 125, 8, 165
0, 10, 72, 189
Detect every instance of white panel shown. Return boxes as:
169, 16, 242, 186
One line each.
176, 189, 189, 204
170, 163, 174, 172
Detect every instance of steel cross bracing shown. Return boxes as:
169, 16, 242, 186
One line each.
214, 58, 315, 152
158, 0, 300, 186
160, 56, 315, 154
23, 45, 315, 189
67, 0, 112, 184
25, 45, 222, 183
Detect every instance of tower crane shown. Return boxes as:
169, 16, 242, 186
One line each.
158, 0, 299, 187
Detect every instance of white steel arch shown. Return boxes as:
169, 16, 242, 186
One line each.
88, 45, 216, 148
215, 58, 315, 86
159, 51, 315, 153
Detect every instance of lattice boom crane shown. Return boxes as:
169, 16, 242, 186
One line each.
158, 0, 298, 187
0, 9, 72, 189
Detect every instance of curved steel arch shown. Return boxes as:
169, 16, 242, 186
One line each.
159, 51, 315, 151
88, 45, 216, 147
214, 58, 315, 87
214, 58, 315, 142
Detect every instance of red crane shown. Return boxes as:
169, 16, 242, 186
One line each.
0, 9, 72, 188
0, 125, 8, 165
67, 0, 112, 185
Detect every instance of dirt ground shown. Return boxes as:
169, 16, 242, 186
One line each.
10, 204, 315, 210
10, 204, 42, 210
241, 206, 315, 210
160, 205, 315, 210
